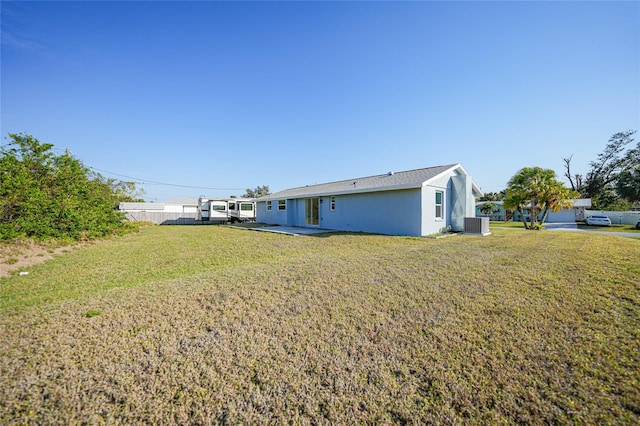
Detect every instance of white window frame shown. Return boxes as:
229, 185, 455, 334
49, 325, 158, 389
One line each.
330, 196, 336, 211
267, 201, 272, 211
435, 191, 444, 219
278, 200, 286, 211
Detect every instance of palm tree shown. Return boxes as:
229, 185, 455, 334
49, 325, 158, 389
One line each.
504, 191, 529, 228
478, 201, 499, 217
539, 184, 577, 225
504, 167, 575, 229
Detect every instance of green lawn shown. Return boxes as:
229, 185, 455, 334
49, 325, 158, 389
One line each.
1, 226, 639, 424
576, 223, 640, 233
489, 220, 528, 229
491, 220, 640, 233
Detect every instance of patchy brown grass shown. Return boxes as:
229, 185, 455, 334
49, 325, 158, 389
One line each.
0, 239, 79, 278
1, 227, 639, 424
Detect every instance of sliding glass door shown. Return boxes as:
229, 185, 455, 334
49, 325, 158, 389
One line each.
305, 198, 319, 225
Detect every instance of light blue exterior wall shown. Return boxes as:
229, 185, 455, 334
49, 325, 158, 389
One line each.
511, 207, 577, 223
255, 168, 478, 236
256, 201, 289, 226
450, 175, 476, 231
322, 189, 422, 236
419, 171, 459, 235
257, 189, 422, 236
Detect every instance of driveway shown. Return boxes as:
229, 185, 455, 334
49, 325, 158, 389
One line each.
542, 222, 578, 230
544, 222, 640, 239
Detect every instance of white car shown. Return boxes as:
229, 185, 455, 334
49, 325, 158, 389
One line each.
586, 215, 611, 226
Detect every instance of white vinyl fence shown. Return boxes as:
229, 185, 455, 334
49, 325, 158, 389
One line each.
585, 210, 640, 225
123, 212, 198, 225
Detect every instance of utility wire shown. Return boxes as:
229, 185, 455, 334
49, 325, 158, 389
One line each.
50, 146, 245, 191
88, 166, 245, 191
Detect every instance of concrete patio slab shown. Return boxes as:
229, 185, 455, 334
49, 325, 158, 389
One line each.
251, 226, 334, 236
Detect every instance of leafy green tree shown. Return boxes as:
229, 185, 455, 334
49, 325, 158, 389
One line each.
478, 201, 499, 216
616, 167, 640, 203
504, 167, 576, 229
583, 130, 637, 208
1, 134, 55, 237
503, 172, 532, 229
243, 185, 270, 198
106, 177, 145, 204
539, 184, 576, 225
478, 191, 505, 202
0, 133, 137, 241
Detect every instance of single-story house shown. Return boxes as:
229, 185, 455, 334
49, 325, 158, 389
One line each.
119, 197, 199, 224
119, 197, 199, 214
256, 164, 482, 236
475, 201, 508, 221
475, 199, 592, 223
510, 198, 592, 223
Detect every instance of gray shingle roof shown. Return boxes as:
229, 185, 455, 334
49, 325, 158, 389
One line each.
259, 164, 463, 200
163, 197, 198, 205
119, 202, 165, 211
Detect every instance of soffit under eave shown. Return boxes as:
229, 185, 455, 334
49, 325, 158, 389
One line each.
257, 184, 424, 201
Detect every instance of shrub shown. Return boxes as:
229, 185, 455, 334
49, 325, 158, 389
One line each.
0, 133, 139, 241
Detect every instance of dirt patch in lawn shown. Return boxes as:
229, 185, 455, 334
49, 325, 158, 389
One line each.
0, 240, 75, 278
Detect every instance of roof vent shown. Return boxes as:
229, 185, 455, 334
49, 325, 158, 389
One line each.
388, 171, 394, 176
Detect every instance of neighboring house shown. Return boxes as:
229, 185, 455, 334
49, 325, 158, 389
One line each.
118, 202, 165, 214
475, 201, 507, 221
162, 197, 199, 213
256, 164, 482, 236
554, 198, 591, 222
511, 199, 592, 223
119, 197, 198, 224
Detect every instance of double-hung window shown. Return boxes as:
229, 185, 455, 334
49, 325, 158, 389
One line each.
267, 201, 272, 211
278, 200, 286, 211
330, 196, 336, 211
435, 191, 444, 219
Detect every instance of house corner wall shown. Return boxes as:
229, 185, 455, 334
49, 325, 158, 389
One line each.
450, 175, 474, 232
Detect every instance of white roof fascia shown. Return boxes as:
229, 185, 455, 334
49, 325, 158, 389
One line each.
280, 183, 424, 200
421, 164, 461, 188
257, 180, 436, 201
257, 164, 467, 201
420, 163, 483, 196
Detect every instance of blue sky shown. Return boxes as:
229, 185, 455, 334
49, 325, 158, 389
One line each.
2, 1, 638, 202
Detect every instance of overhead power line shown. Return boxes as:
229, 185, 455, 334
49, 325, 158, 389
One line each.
50, 146, 245, 191
88, 166, 245, 191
